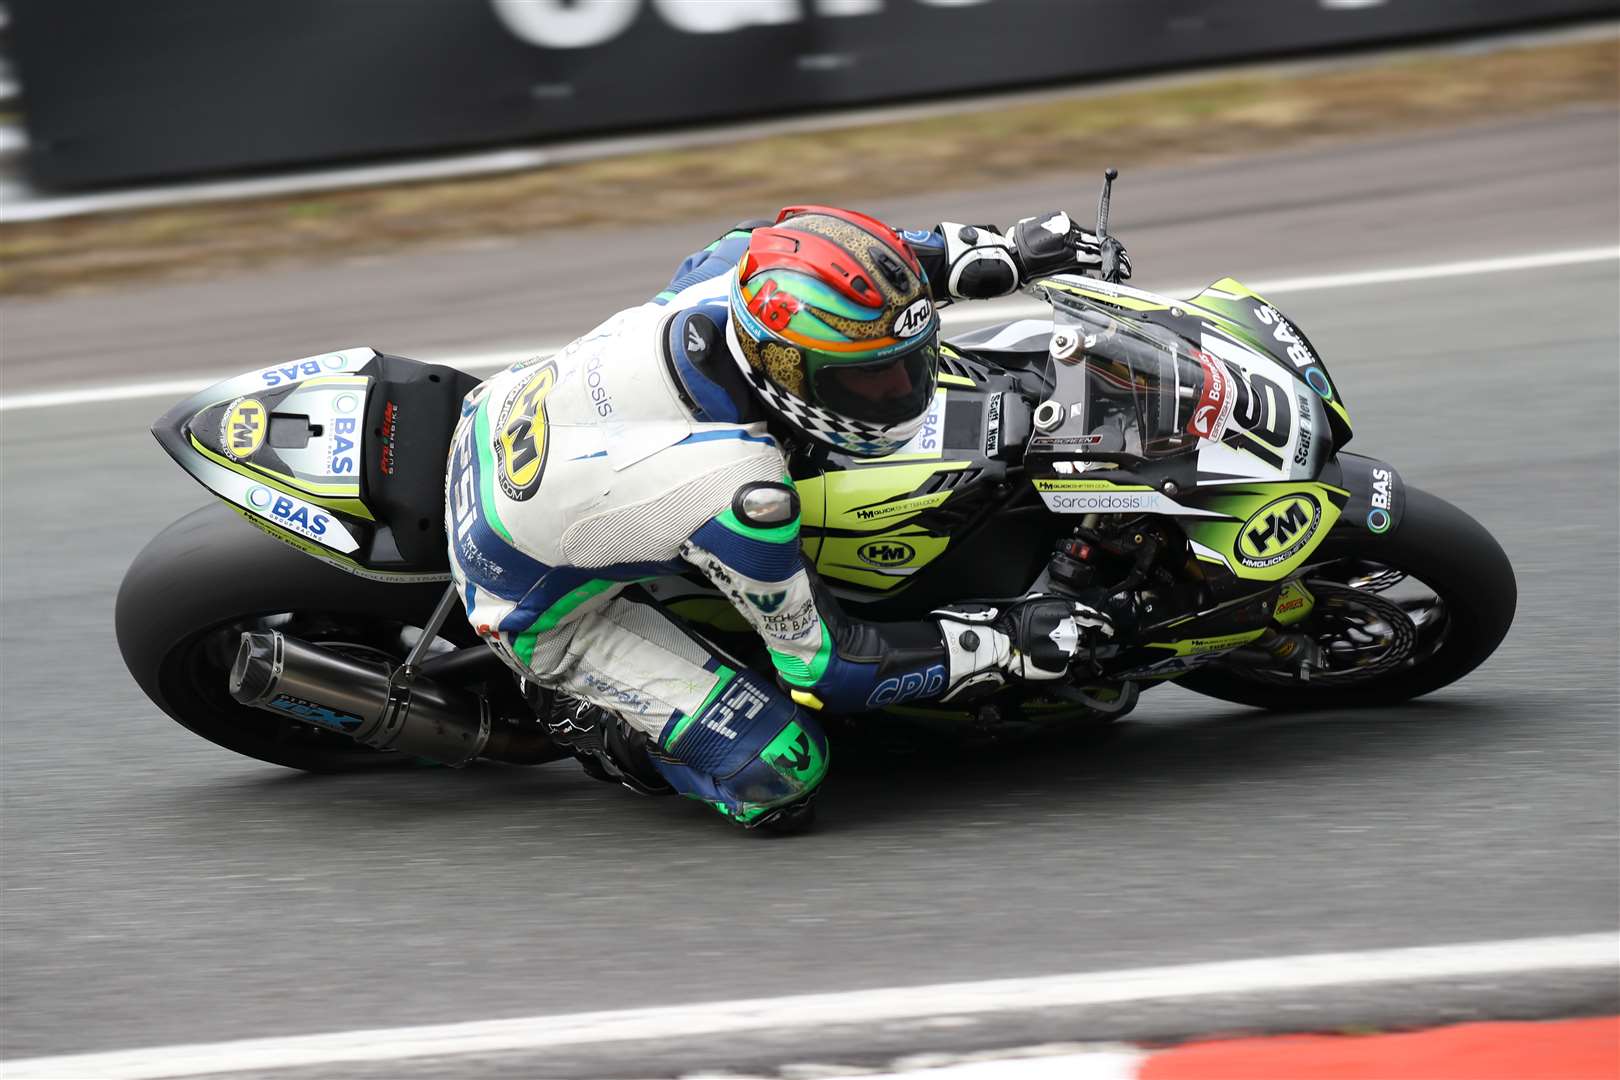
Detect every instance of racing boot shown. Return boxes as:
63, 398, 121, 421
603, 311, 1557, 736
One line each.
748, 790, 818, 835
547, 695, 672, 796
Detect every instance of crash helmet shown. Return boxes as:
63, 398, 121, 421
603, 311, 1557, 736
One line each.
726, 206, 939, 457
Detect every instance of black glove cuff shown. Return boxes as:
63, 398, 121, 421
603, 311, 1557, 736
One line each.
1000, 597, 1077, 673
1011, 211, 1081, 277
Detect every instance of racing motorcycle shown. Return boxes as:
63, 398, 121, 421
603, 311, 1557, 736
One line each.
116, 172, 1516, 773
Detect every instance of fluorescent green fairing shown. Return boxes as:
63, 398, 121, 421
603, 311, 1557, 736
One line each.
1194, 277, 1354, 433
1181, 482, 1349, 582
1272, 580, 1316, 625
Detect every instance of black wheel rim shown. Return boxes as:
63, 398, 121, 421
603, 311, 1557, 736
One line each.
1236, 559, 1453, 687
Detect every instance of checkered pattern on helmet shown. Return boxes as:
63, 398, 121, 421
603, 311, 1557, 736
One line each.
733, 351, 917, 458
724, 213, 937, 458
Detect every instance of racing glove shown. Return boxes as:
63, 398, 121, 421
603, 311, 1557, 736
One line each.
931, 596, 1114, 701
934, 212, 1130, 301
1008, 209, 1131, 283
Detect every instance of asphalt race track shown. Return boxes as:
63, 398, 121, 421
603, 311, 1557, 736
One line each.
2, 108, 1616, 1076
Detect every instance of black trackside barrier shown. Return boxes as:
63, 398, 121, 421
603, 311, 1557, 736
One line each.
10, 0, 1614, 188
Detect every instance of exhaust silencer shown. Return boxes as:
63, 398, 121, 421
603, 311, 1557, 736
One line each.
229, 631, 491, 765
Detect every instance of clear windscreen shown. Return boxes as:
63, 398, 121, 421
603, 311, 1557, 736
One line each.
1048, 300, 1215, 461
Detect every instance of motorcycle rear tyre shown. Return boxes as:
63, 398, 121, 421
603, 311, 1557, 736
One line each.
116, 504, 474, 771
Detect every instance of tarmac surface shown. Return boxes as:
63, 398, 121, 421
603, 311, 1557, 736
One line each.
1, 107, 1616, 1075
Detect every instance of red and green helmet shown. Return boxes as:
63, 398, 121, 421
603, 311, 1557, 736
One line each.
726, 206, 940, 457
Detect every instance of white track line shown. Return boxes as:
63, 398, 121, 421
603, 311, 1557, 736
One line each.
3, 932, 1612, 1080
801, 1046, 1148, 1080
2, 246, 1614, 414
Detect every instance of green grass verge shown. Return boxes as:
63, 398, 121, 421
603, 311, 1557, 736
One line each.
1, 36, 1614, 297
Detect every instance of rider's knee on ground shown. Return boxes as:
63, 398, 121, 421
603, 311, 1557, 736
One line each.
651, 668, 829, 827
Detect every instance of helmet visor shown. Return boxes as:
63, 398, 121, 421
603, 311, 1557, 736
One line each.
811, 340, 938, 428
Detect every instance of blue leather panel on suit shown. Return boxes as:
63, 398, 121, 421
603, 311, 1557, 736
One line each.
669, 670, 795, 778
655, 233, 751, 303
666, 301, 742, 422
688, 517, 801, 584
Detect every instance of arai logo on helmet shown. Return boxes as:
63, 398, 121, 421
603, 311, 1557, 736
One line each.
893, 298, 933, 339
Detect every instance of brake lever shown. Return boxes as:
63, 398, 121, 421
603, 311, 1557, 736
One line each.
1095, 167, 1121, 284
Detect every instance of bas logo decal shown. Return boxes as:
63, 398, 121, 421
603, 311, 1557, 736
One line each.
495, 363, 558, 502
247, 485, 333, 542
1367, 467, 1395, 533
1253, 304, 1317, 370
1237, 493, 1322, 569
856, 540, 916, 567
221, 398, 267, 460
257, 353, 347, 387
1254, 303, 1334, 400
328, 417, 358, 475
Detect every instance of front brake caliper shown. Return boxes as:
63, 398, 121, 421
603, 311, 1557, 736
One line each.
1271, 580, 1316, 626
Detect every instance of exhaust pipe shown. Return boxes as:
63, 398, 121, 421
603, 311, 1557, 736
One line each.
229, 631, 491, 765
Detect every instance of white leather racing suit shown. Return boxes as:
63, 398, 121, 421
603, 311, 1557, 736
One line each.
446, 218, 1097, 822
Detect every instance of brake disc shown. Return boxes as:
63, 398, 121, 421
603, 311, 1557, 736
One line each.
1246, 582, 1417, 686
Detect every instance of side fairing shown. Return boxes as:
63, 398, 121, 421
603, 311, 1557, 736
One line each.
796, 353, 1027, 595
1193, 327, 1332, 482
1028, 275, 1336, 490
1024, 276, 1354, 583
1034, 274, 1347, 480
1187, 278, 1353, 450
1178, 482, 1349, 583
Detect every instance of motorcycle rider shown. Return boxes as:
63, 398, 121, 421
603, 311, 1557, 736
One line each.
447, 205, 1127, 830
